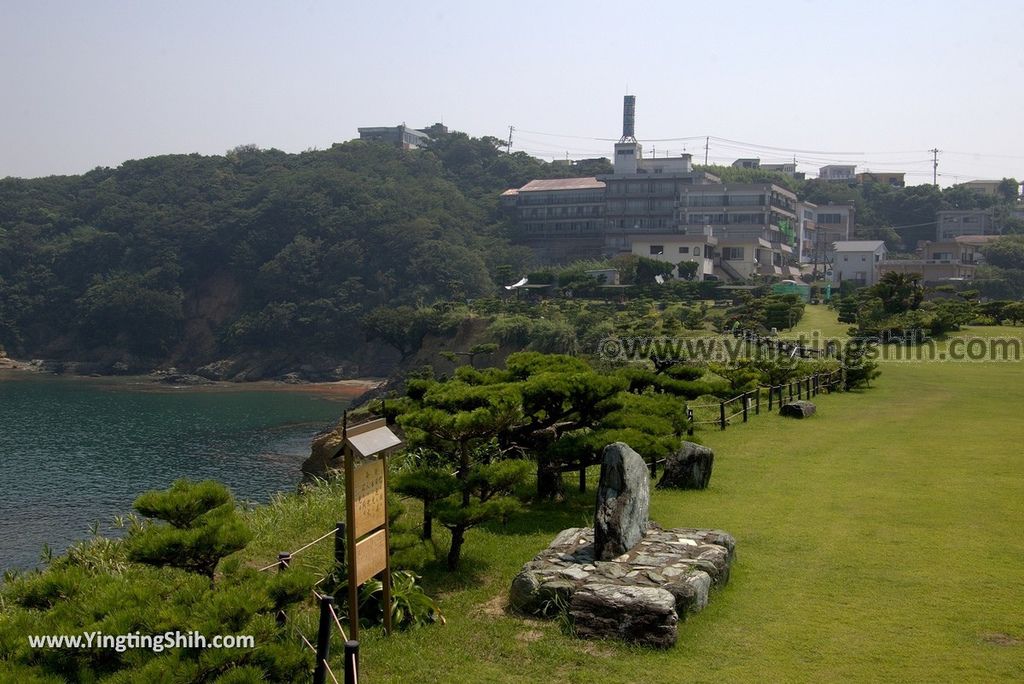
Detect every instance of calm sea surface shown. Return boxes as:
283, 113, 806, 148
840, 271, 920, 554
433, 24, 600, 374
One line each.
0, 372, 349, 572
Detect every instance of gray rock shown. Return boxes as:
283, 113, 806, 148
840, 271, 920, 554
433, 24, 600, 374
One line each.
570, 583, 678, 648
508, 569, 543, 614
658, 441, 714, 490
780, 400, 816, 418
666, 570, 712, 615
594, 442, 650, 560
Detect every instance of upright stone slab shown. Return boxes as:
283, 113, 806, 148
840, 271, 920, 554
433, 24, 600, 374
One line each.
594, 442, 649, 560
657, 441, 714, 490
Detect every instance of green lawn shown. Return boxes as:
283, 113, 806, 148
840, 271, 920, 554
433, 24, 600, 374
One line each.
345, 315, 1024, 682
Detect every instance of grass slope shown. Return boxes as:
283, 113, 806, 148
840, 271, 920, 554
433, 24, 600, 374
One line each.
242, 310, 1024, 682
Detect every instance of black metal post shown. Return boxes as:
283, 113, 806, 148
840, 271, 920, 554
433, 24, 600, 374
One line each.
742, 393, 749, 423
313, 595, 334, 684
276, 552, 291, 627
344, 640, 360, 684
720, 401, 726, 430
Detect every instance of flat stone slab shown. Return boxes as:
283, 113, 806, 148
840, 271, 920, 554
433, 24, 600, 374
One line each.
780, 400, 816, 418
509, 525, 735, 648
570, 583, 678, 648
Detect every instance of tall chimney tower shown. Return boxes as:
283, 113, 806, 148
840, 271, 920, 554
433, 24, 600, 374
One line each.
614, 95, 642, 174
621, 95, 636, 142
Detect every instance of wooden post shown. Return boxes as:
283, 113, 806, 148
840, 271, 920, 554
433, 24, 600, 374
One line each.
344, 448, 359, 640
742, 393, 749, 422
720, 401, 726, 430
768, 386, 774, 411
381, 453, 393, 636
778, 385, 784, 409
806, 377, 812, 397
334, 522, 346, 569
313, 595, 334, 684
788, 382, 793, 402
344, 640, 359, 684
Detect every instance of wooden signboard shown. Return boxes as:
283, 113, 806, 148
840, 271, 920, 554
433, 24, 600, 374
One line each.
351, 460, 386, 539
342, 411, 400, 639
353, 529, 388, 586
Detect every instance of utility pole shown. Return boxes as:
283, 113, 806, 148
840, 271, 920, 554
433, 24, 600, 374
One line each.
931, 148, 939, 187
507, 125, 514, 151
704, 136, 709, 166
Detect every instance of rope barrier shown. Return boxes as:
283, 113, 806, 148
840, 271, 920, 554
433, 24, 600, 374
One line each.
328, 602, 350, 643
324, 660, 340, 684
258, 527, 337, 572
298, 632, 317, 654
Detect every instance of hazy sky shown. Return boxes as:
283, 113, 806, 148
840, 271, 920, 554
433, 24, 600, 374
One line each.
3, 0, 1023, 186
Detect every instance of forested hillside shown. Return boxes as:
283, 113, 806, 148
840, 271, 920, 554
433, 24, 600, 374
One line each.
0, 134, 606, 373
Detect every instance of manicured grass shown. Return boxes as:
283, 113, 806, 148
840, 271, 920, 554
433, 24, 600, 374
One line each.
243, 312, 1024, 682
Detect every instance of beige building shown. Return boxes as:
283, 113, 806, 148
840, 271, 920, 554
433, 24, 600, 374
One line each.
936, 210, 997, 240
815, 204, 856, 256
856, 171, 905, 187
880, 235, 999, 283
957, 180, 1003, 197
819, 165, 856, 182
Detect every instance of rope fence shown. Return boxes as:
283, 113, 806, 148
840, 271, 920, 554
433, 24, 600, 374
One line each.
686, 368, 846, 433
251, 522, 361, 684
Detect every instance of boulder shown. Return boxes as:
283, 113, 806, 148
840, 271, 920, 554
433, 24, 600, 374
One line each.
569, 583, 678, 648
657, 442, 714, 490
593, 442, 650, 560
780, 400, 816, 418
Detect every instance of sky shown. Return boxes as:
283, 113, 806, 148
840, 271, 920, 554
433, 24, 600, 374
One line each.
2, 0, 1023, 186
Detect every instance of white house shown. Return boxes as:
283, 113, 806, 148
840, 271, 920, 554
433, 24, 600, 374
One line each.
832, 240, 887, 287
629, 234, 717, 281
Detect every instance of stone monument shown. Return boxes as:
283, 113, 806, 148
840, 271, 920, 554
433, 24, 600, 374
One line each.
509, 442, 735, 648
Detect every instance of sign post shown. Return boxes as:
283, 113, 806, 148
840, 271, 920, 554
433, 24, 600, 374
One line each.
340, 413, 402, 639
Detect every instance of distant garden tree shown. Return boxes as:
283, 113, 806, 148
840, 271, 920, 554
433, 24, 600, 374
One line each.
677, 261, 700, 281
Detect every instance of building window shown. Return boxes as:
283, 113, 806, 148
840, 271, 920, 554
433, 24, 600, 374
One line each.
678, 246, 689, 254
722, 247, 744, 260
650, 245, 664, 255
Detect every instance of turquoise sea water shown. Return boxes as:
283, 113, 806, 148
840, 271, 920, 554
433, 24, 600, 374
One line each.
0, 372, 349, 572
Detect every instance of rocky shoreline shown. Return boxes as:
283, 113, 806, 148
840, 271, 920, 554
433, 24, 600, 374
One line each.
0, 355, 382, 399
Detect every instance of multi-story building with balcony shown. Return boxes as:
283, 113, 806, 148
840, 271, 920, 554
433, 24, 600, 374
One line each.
815, 203, 856, 257
878, 235, 999, 283
675, 183, 801, 279
936, 209, 998, 240
819, 164, 857, 182
500, 178, 607, 263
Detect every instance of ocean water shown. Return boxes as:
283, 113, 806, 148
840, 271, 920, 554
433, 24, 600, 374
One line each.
0, 373, 349, 572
